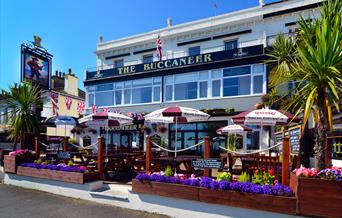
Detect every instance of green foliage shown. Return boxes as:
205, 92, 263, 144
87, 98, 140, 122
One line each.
252, 171, 275, 185
68, 137, 77, 144
164, 165, 173, 177
67, 160, 74, 166
217, 172, 232, 181
0, 82, 42, 149
34, 159, 42, 164
266, 0, 342, 170
238, 172, 250, 182
227, 135, 243, 150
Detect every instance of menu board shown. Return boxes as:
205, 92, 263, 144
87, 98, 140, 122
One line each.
289, 126, 301, 154
274, 131, 283, 152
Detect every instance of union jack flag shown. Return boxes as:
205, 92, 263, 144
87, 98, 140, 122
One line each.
92, 104, 97, 114
50, 92, 59, 116
64, 97, 73, 110
127, 111, 133, 118
103, 107, 110, 112
156, 35, 162, 61
113, 108, 120, 114
77, 101, 85, 113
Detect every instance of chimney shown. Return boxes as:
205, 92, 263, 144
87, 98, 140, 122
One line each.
62, 72, 65, 77
64, 70, 79, 97
55, 70, 58, 76
58, 71, 61, 77
167, 18, 172, 27
98, 35, 103, 44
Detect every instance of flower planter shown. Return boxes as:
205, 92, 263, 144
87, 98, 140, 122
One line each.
17, 166, 100, 184
132, 179, 199, 201
132, 179, 296, 215
199, 188, 296, 215
290, 173, 342, 218
4, 155, 35, 173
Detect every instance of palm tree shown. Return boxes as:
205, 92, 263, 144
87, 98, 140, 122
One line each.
267, 0, 342, 170
1, 82, 42, 150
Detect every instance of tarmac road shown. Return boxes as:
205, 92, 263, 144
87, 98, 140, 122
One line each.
0, 184, 168, 218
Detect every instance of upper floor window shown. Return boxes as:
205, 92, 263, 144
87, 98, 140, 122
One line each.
224, 40, 238, 50
143, 54, 153, 64
114, 59, 124, 68
188, 46, 200, 56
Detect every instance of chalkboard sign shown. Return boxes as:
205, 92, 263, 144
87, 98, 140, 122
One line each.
289, 126, 301, 154
191, 158, 223, 169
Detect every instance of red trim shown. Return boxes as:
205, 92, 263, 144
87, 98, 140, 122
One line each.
162, 106, 183, 117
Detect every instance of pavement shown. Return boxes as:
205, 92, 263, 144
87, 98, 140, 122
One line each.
0, 184, 169, 218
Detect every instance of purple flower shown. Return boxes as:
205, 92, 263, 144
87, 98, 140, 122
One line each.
199, 176, 213, 189
210, 180, 220, 190
262, 184, 273, 195
136, 173, 150, 181
218, 180, 230, 190
271, 184, 293, 196
169, 177, 180, 184
181, 178, 199, 186
230, 182, 243, 192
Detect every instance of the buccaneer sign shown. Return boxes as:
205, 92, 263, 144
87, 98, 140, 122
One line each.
118, 53, 212, 75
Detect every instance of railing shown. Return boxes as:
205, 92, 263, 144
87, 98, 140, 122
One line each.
266, 32, 297, 47
86, 38, 265, 73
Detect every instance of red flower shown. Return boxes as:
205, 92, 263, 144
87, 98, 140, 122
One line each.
268, 169, 274, 176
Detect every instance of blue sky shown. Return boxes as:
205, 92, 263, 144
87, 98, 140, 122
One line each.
0, 0, 278, 91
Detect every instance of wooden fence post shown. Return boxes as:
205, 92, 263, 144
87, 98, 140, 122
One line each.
146, 135, 151, 173
282, 136, 290, 186
63, 137, 69, 152
35, 137, 40, 159
98, 136, 104, 179
204, 136, 211, 177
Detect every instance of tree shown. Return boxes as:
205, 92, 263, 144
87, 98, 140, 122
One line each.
1, 82, 42, 150
267, 0, 342, 170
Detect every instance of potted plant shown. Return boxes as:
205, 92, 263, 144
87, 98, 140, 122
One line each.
290, 166, 342, 218
4, 150, 35, 173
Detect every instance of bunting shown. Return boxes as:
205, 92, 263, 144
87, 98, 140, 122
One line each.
92, 104, 97, 114
50, 92, 59, 116
64, 97, 73, 110
77, 101, 85, 113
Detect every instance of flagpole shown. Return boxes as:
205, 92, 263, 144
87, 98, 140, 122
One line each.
175, 119, 177, 158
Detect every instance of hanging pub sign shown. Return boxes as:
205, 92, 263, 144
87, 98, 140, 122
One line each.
21, 36, 53, 89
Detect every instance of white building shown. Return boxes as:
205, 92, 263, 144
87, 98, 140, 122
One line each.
83, 0, 322, 154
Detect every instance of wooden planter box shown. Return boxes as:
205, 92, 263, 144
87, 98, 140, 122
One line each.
290, 173, 342, 218
17, 166, 100, 184
132, 180, 296, 215
4, 155, 35, 173
132, 179, 199, 201
199, 188, 296, 215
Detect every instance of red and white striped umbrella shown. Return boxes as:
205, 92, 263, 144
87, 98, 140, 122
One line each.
216, 124, 252, 135
232, 108, 298, 126
144, 106, 209, 157
144, 106, 209, 123
79, 111, 133, 127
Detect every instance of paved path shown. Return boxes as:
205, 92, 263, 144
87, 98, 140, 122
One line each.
0, 184, 168, 218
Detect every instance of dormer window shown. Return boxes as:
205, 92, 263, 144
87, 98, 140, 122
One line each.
143, 54, 153, 63
114, 59, 124, 68
224, 40, 238, 50
188, 46, 200, 56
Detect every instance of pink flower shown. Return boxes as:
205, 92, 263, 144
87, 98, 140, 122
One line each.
293, 167, 318, 177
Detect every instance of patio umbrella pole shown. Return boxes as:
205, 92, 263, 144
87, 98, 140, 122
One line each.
106, 124, 109, 155
174, 120, 177, 158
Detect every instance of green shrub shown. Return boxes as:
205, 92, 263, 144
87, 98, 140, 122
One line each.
164, 165, 173, 177
34, 159, 42, 164
238, 172, 250, 182
217, 172, 232, 181
67, 160, 74, 166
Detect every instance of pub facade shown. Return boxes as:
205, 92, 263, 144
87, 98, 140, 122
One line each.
83, 0, 321, 153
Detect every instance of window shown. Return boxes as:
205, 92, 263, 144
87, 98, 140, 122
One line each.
223, 66, 251, 97
188, 46, 200, 56
143, 54, 153, 63
199, 81, 208, 98
212, 80, 221, 97
88, 94, 94, 107
95, 83, 114, 106
253, 75, 263, 94
225, 40, 238, 50
114, 59, 124, 68
175, 82, 197, 100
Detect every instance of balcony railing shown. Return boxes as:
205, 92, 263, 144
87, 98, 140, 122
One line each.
86, 38, 265, 73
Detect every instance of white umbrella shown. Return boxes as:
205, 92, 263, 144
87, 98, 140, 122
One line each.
216, 124, 252, 151
144, 106, 209, 157
232, 108, 299, 151
79, 111, 133, 154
